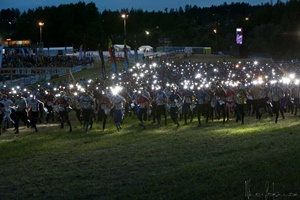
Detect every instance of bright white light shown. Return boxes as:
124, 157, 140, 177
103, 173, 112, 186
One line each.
281, 77, 290, 84
258, 77, 264, 85
110, 86, 123, 96
289, 73, 296, 79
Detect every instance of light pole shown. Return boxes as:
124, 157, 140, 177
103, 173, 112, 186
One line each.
6, 38, 11, 55
145, 31, 149, 44
8, 21, 12, 35
213, 29, 217, 54
39, 22, 44, 55
121, 14, 128, 38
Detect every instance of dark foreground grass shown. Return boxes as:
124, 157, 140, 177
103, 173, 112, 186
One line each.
1, 112, 300, 200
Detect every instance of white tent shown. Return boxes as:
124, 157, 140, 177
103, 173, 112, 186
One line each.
113, 44, 131, 52
138, 45, 153, 52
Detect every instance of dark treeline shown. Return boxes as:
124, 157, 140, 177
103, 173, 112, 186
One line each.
1, 0, 300, 60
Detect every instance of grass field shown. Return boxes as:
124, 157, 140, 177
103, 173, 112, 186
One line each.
179, 54, 272, 63
0, 109, 300, 199
1, 55, 299, 200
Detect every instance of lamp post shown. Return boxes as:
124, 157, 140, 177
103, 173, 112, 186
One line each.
145, 31, 149, 44
6, 38, 11, 46
213, 29, 217, 54
8, 21, 12, 35
39, 22, 44, 55
6, 38, 11, 55
121, 14, 128, 38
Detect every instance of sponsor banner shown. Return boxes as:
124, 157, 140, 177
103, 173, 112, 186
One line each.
52, 69, 57, 74
39, 74, 46, 82
14, 69, 33, 75
58, 68, 67, 77
12, 79, 19, 87
30, 76, 38, 85
18, 79, 25, 88
0, 63, 91, 88
24, 77, 31, 85
46, 74, 51, 80
70, 65, 82, 73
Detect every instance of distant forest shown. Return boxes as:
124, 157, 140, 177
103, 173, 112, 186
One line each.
1, 0, 300, 60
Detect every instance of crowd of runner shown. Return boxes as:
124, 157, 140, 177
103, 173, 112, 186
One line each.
1, 57, 300, 135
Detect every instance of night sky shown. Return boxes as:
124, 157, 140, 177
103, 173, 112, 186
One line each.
2, 0, 286, 12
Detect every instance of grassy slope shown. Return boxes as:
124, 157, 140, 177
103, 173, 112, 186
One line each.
1, 113, 300, 200
0, 55, 299, 199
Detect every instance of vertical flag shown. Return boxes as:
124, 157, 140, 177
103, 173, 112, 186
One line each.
21, 48, 25, 57
84, 34, 86, 58
79, 45, 83, 59
134, 35, 138, 62
124, 38, 129, 72
0, 45, 3, 68
72, 44, 74, 56
108, 38, 118, 75
98, 42, 106, 79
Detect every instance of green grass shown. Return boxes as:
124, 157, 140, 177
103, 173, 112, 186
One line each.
1, 112, 300, 200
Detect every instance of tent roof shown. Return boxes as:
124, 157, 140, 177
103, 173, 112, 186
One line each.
139, 45, 153, 49
114, 44, 131, 49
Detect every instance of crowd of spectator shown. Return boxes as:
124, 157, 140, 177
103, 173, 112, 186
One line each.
1, 54, 93, 69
